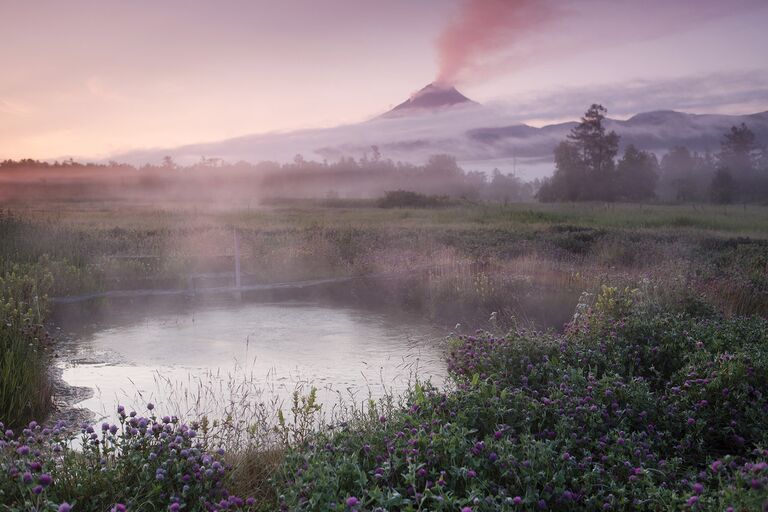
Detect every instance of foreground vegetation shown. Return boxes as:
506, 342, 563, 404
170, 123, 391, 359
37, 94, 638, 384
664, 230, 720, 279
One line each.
276, 289, 768, 510
0, 262, 52, 429
1, 202, 767, 428
1, 201, 767, 510
1, 288, 766, 510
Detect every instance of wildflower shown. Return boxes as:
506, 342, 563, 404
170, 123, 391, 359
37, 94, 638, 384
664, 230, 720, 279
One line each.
692, 483, 703, 494
16, 445, 30, 456
39, 473, 53, 487
58, 504, 72, 512
346, 496, 359, 507
147, 402, 155, 410
168, 504, 180, 512
686, 496, 698, 507
513, 496, 522, 505
710, 460, 722, 472
461, 508, 472, 512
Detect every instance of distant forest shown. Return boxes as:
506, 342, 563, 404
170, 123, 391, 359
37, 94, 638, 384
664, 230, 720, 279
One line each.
0, 152, 536, 204
538, 104, 768, 204
1, 104, 766, 204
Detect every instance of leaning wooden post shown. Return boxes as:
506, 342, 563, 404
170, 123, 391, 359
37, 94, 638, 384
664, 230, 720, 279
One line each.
233, 228, 242, 290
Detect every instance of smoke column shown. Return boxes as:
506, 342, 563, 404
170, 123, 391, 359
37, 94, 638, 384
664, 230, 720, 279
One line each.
435, 0, 554, 86
434, 0, 767, 87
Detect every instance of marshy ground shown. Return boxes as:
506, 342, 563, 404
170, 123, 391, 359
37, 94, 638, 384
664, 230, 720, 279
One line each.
1, 200, 767, 510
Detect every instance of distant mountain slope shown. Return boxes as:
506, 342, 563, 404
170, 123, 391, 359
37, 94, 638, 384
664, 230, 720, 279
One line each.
465, 110, 768, 160
380, 83, 479, 118
115, 108, 768, 180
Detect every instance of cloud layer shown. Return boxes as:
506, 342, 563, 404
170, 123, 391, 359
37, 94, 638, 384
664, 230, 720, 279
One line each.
113, 70, 768, 180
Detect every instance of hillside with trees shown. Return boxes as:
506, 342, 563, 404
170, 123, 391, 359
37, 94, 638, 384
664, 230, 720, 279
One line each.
538, 105, 768, 204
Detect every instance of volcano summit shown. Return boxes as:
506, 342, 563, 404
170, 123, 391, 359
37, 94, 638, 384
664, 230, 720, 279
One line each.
380, 83, 478, 118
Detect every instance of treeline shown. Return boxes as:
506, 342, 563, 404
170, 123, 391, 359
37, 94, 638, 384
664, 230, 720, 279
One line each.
538, 104, 768, 204
0, 153, 536, 203
260, 153, 537, 202
4, 105, 766, 205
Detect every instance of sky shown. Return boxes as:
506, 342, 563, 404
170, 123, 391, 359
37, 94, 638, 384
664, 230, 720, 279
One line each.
1, 0, 767, 161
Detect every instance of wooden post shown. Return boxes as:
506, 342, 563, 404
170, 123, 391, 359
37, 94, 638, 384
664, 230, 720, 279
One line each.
233, 228, 242, 289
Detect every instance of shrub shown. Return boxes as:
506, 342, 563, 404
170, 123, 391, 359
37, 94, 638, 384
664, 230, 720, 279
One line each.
275, 295, 768, 510
378, 190, 455, 209
0, 406, 259, 511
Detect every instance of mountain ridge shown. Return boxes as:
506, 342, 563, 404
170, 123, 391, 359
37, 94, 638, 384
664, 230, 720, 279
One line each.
113, 107, 768, 179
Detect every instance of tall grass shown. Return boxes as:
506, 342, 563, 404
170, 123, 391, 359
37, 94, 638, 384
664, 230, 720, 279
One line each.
0, 264, 53, 428
0, 201, 766, 429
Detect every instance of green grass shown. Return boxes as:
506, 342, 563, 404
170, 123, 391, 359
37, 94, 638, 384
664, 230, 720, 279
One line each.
0, 200, 767, 509
0, 263, 53, 428
1, 201, 767, 425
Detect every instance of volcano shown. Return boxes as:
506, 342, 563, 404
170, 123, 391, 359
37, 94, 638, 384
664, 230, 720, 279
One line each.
379, 83, 478, 118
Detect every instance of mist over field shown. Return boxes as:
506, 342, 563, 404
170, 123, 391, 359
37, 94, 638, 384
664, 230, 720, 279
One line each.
1, 1, 768, 511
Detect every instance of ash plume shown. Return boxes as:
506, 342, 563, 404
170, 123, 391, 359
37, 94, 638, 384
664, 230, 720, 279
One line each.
435, 0, 555, 86
433, 0, 766, 87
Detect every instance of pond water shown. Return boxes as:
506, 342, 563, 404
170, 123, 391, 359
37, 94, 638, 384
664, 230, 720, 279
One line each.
51, 295, 447, 425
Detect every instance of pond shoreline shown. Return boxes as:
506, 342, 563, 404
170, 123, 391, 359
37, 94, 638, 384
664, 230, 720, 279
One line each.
47, 292, 450, 428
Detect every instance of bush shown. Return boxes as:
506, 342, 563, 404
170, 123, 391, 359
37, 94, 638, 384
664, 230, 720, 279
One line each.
276, 292, 768, 511
0, 406, 259, 511
378, 190, 455, 209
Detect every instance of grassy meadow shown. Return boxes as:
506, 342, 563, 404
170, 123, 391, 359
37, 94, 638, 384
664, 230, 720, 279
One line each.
1, 200, 767, 511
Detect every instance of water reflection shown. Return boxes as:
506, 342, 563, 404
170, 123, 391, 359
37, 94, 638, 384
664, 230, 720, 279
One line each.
52, 296, 447, 425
